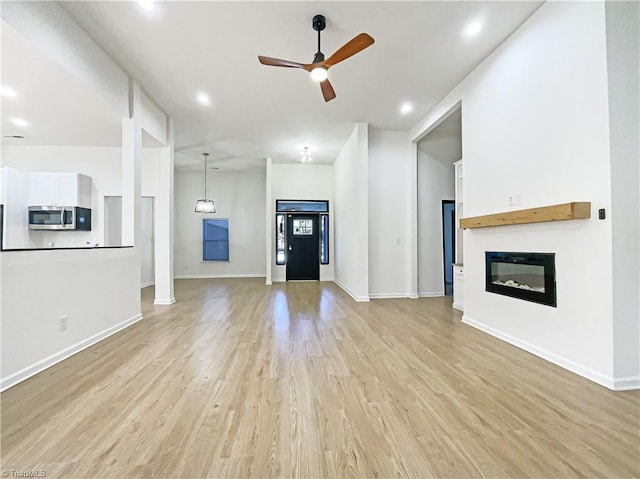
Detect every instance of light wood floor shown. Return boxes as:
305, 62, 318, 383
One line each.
2, 279, 639, 478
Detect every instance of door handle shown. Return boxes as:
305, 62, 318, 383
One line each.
288, 245, 292, 251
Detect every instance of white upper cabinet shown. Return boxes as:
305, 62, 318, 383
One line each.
28, 172, 92, 208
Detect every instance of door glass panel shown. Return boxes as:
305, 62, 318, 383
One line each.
320, 214, 329, 264
293, 219, 313, 235
276, 214, 285, 265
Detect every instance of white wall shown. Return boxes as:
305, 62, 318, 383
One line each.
368, 129, 412, 298
270, 163, 334, 282
140, 196, 154, 287
0, 167, 30, 249
411, 2, 623, 388
416, 143, 456, 296
1, 247, 142, 391
333, 123, 369, 301
606, 1, 640, 384
174, 168, 266, 278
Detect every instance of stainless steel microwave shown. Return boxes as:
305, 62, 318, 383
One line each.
28, 206, 92, 231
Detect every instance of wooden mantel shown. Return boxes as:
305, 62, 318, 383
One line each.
460, 202, 591, 229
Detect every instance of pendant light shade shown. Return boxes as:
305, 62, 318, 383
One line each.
194, 153, 216, 213
194, 198, 216, 213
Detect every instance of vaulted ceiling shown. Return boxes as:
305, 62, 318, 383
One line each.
2, 1, 542, 169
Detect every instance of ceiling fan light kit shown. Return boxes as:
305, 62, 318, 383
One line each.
258, 14, 374, 102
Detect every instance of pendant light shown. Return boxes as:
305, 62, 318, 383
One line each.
194, 153, 216, 213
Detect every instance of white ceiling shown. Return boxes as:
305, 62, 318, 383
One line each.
3, 1, 542, 169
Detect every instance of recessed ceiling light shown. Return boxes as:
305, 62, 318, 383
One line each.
12, 118, 29, 128
400, 102, 413, 115
138, 0, 155, 12
196, 93, 211, 106
1, 86, 17, 98
465, 20, 483, 37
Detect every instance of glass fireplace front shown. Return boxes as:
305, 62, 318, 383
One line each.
485, 252, 556, 307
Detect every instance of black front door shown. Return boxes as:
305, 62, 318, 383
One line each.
286, 214, 320, 280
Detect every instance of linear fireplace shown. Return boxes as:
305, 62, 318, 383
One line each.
485, 252, 557, 307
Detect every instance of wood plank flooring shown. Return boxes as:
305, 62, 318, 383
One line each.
2, 278, 639, 478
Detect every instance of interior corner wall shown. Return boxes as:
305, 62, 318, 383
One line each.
270, 163, 334, 283
368, 129, 412, 298
410, 1, 618, 387
174, 168, 266, 278
605, 0, 640, 386
333, 123, 369, 301
416, 144, 456, 297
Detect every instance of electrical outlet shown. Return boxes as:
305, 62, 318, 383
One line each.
60, 315, 68, 332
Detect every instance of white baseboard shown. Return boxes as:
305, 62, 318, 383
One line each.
334, 279, 369, 302
369, 293, 411, 299
461, 315, 626, 391
154, 297, 176, 305
419, 291, 445, 298
174, 274, 266, 279
452, 302, 464, 311
613, 375, 640, 391
140, 282, 154, 289
0, 313, 144, 392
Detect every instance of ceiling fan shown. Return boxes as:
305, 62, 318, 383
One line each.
258, 15, 374, 102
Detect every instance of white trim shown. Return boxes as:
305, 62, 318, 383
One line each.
419, 291, 445, 298
409, 294, 419, 299
334, 279, 370, 302
140, 282, 154, 289
369, 293, 411, 299
265, 280, 273, 285
174, 274, 266, 279
153, 297, 176, 305
0, 313, 144, 392
613, 376, 640, 391
452, 302, 464, 311
462, 315, 618, 390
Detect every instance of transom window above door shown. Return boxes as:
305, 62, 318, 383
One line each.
276, 200, 329, 213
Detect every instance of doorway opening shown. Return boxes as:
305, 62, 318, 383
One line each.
441, 200, 455, 296
416, 106, 461, 297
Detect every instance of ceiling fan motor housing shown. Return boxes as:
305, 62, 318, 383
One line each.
312, 15, 326, 32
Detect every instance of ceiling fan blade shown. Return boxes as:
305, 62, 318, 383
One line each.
320, 79, 336, 102
258, 56, 311, 70
323, 33, 374, 68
